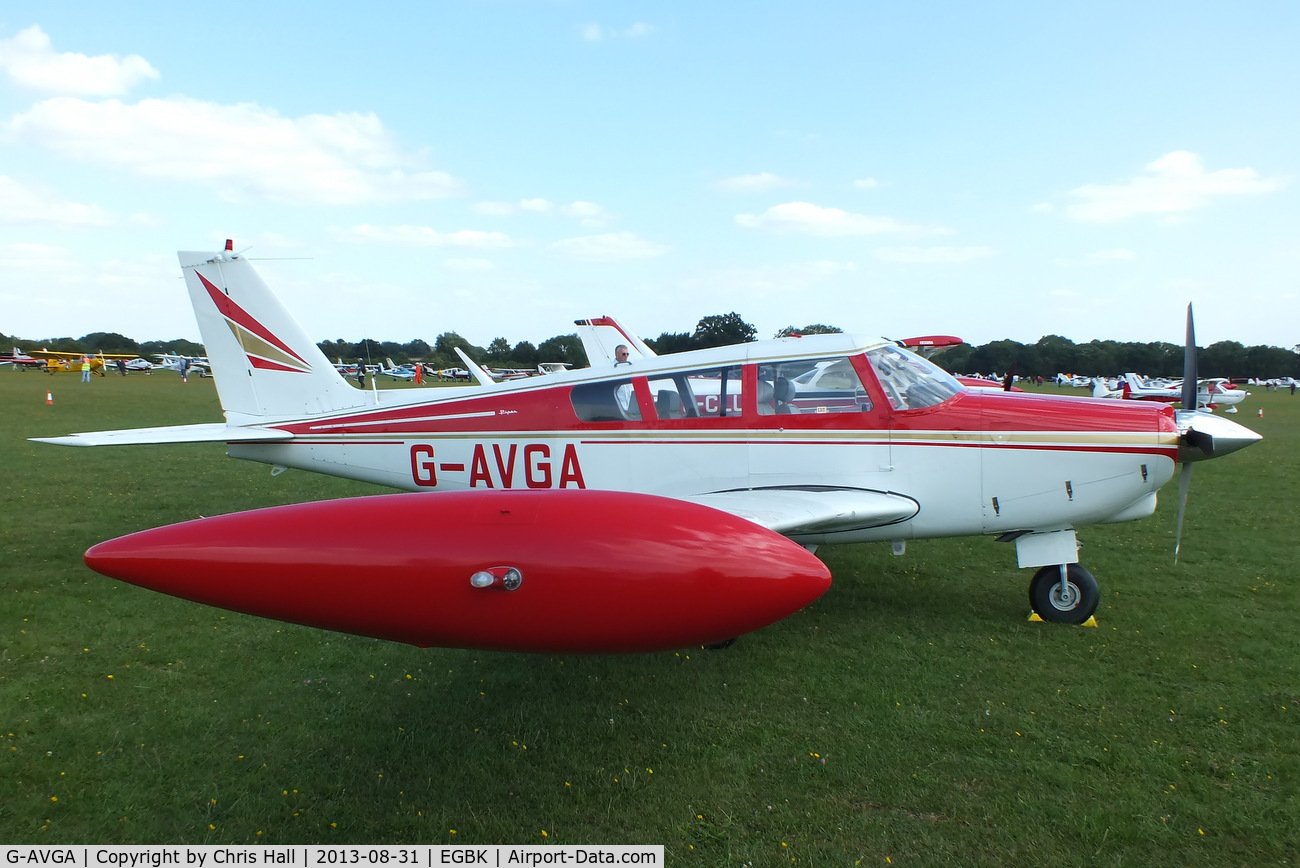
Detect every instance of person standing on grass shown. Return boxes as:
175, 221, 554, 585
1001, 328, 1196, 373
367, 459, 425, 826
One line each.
80, 357, 92, 383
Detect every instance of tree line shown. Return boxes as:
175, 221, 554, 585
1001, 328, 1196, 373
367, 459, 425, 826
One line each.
314, 313, 768, 370
931, 335, 1300, 380
6, 320, 1298, 379
3, 332, 206, 359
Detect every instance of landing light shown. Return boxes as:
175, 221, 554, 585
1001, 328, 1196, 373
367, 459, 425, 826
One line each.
469, 566, 524, 591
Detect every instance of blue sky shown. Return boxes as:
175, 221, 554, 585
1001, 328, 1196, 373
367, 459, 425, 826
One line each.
1, 2, 1296, 354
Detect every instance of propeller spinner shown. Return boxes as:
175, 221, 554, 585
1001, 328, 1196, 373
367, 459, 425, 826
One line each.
1171, 303, 1261, 561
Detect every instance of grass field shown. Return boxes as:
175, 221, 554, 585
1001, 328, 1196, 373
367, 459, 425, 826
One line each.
2, 369, 1297, 864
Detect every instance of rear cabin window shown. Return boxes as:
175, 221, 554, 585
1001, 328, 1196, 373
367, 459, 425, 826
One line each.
570, 379, 640, 422
757, 356, 872, 415
648, 366, 743, 420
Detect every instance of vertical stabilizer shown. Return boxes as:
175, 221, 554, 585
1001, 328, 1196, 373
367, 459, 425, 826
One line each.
573, 315, 657, 366
178, 245, 368, 421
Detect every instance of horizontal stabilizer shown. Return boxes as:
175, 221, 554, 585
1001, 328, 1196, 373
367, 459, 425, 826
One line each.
31, 423, 292, 447
686, 487, 919, 536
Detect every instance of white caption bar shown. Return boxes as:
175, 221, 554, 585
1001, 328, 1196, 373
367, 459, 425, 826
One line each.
2, 847, 663, 868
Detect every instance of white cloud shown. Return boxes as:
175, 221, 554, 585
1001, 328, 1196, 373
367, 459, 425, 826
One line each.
0, 25, 159, 96
335, 224, 516, 248
0, 246, 189, 340
560, 200, 613, 228
547, 232, 669, 262
873, 246, 994, 264
677, 260, 857, 299
474, 201, 517, 216
853, 178, 879, 190
5, 96, 465, 205
711, 172, 800, 193
476, 198, 553, 215
581, 22, 655, 41
736, 201, 942, 236
1065, 151, 1289, 222
0, 175, 115, 226
475, 198, 613, 228
0, 241, 79, 274
1052, 248, 1137, 267
442, 258, 496, 272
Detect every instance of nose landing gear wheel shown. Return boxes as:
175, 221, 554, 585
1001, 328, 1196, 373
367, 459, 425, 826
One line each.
1029, 563, 1099, 624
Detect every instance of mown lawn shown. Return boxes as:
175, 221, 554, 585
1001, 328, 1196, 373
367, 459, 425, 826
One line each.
2, 370, 1296, 865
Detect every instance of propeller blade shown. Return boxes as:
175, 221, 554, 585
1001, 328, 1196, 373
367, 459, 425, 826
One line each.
1181, 303, 1198, 411
1173, 461, 1193, 564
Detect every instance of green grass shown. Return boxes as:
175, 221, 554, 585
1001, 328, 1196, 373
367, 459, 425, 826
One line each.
2, 370, 1297, 864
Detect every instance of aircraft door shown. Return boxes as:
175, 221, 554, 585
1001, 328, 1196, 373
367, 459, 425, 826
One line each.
749, 356, 894, 498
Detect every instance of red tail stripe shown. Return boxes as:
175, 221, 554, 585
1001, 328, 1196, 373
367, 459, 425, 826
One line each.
197, 272, 308, 366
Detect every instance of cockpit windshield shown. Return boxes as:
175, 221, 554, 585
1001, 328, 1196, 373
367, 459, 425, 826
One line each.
866, 345, 962, 410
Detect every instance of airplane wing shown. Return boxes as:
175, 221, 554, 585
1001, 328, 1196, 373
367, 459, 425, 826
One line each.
684, 487, 919, 537
31, 423, 293, 447
29, 350, 136, 359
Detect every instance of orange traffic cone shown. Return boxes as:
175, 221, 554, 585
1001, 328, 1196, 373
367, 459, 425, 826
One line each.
46, 390, 53, 405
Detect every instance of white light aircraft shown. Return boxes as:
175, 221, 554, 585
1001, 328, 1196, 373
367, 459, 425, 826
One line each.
1096, 373, 1250, 412
33, 242, 1262, 652
156, 353, 211, 378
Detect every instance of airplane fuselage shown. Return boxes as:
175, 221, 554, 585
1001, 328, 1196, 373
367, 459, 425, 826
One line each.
228, 351, 1179, 547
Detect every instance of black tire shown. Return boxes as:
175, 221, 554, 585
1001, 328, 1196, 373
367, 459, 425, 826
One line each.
1029, 563, 1099, 624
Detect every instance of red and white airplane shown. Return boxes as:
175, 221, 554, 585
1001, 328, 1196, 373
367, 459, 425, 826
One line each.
2, 347, 46, 370
35, 242, 1261, 652
1094, 373, 1250, 412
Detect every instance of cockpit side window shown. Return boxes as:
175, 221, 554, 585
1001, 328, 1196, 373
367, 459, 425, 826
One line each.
756, 356, 871, 415
865, 345, 962, 410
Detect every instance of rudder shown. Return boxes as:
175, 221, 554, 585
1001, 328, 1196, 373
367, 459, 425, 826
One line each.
179, 245, 368, 421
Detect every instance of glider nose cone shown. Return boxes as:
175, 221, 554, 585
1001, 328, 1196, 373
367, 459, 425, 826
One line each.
1177, 411, 1263, 462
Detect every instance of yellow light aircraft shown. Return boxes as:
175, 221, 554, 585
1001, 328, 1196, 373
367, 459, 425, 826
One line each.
30, 349, 137, 376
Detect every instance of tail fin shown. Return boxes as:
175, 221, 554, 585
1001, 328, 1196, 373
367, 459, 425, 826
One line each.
179, 244, 367, 421
573, 315, 657, 366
